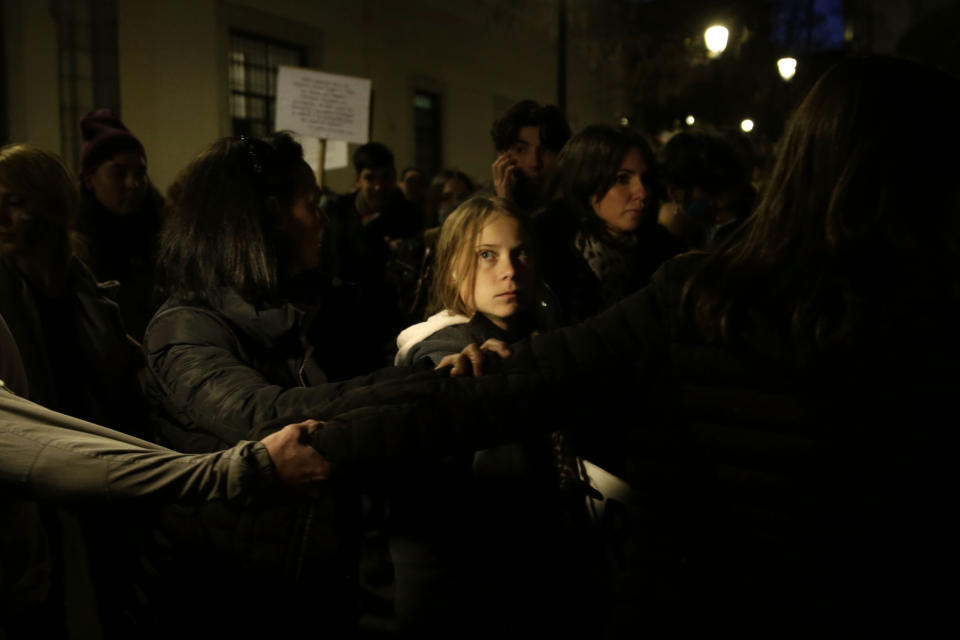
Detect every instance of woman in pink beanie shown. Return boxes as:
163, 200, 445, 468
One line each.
76, 108, 163, 339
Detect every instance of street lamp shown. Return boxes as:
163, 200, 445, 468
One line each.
740, 119, 755, 133
704, 25, 729, 57
777, 57, 797, 81
685, 115, 696, 126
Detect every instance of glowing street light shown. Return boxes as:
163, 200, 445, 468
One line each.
704, 25, 729, 57
740, 118, 755, 133
685, 115, 696, 126
777, 57, 797, 81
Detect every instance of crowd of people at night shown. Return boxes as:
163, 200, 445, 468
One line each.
1, 53, 958, 637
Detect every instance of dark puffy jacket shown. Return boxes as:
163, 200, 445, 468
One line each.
300, 252, 956, 634
144, 288, 408, 452
75, 187, 164, 341
0, 256, 146, 436
141, 288, 412, 635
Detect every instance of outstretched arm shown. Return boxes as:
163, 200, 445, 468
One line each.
145, 306, 414, 448
303, 267, 675, 464
0, 390, 330, 503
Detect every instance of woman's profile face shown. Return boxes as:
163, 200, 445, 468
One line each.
590, 147, 648, 237
279, 164, 326, 277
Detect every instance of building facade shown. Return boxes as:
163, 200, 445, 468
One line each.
2, 0, 624, 193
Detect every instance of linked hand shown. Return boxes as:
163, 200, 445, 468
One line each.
435, 339, 512, 377
260, 420, 331, 496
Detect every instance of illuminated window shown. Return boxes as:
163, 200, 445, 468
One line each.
228, 31, 306, 137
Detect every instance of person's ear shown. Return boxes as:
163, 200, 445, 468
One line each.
82, 173, 93, 190
667, 184, 686, 204
354, 172, 362, 189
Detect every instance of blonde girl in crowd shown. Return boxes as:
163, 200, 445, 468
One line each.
390, 195, 592, 637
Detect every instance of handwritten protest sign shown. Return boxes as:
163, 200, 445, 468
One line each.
275, 66, 371, 144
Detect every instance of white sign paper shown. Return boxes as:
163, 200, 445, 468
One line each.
275, 66, 372, 144
293, 135, 322, 176
323, 140, 350, 170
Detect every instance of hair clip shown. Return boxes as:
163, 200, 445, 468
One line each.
239, 135, 263, 175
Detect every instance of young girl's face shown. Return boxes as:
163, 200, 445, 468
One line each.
459, 213, 534, 330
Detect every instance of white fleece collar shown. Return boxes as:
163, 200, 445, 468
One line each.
394, 310, 471, 365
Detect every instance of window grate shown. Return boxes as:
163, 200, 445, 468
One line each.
53, 0, 119, 171
228, 31, 306, 137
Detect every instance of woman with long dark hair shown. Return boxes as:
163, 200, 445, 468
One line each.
301, 56, 960, 634
143, 133, 406, 635
536, 124, 685, 324
146, 133, 401, 452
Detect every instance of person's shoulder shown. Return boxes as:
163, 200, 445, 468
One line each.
426, 320, 479, 345
641, 221, 689, 251
144, 297, 234, 351
652, 250, 710, 290
403, 326, 471, 367
395, 310, 471, 365
533, 202, 579, 238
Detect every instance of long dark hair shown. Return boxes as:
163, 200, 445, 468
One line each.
157, 133, 305, 306
685, 56, 960, 355
547, 125, 655, 238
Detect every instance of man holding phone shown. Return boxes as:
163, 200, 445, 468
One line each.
489, 100, 571, 212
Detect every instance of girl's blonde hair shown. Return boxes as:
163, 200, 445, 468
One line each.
428, 195, 528, 317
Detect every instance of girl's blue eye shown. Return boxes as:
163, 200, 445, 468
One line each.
478, 250, 493, 260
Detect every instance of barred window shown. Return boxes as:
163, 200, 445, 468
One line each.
53, 0, 120, 170
228, 31, 306, 137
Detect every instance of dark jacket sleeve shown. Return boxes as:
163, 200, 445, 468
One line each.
308, 259, 678, 463
0, 389, 274, 503
145, 307, 414, 448
402, 324, 473, 367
